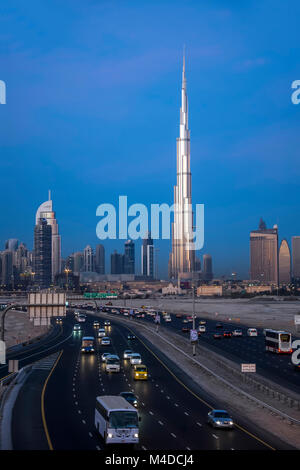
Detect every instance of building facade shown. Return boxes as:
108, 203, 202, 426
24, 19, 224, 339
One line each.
95, 244, 105, 274
250, 219, 278, 285
202, 254, 213, 281
124, 240, 135, 274
292, 236, 300, 280
279, 239, 291, 284
141, 232, 154, 278
34, 218, 52, 288
83, 245, 94, 272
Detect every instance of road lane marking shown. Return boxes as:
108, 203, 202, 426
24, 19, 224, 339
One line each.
171, 433, 177, 438
41, 349, 64, 451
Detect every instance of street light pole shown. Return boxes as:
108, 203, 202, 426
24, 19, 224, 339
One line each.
192, 272, 196, 356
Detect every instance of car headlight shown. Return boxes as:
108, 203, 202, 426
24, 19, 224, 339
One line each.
108, 433, 113, 438
216, 420, 221, 425
81, 348, 84, 351
134, 433, 138, 438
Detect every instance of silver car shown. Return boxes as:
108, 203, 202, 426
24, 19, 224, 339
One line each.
130, 353, 142, 365
123, 349, 134, 360
207, 410, 234, 428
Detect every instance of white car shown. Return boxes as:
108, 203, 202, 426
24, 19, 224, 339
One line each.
247, 328, 258, 337
98, 328, 106, 338
123, 349, 134, 359
130, 353, 142, 365
105, 354, 120, 372
232, 329, 243, 337
198, 325, 206, 333
101, 352, 112, 362
101, 337, 111, 345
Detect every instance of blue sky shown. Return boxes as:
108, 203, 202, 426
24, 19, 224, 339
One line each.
0, 0, 300, 278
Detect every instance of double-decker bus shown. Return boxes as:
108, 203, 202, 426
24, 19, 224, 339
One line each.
265, 329, 292, 354
95, 395, 139, 444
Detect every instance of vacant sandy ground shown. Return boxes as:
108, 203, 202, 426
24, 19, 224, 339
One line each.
110, 297, 300, 335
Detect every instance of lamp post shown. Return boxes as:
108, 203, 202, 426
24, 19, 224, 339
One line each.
192, 272, 196, 357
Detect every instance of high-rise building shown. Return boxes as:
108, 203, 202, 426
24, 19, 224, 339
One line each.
195, 256, 201, 272
95, 244, 105, 274
141, 232, 154, 278
35, 191, 61, 281
250, 218, 278, 284
124, 240, 135, 274
34, 218, 52, 288
292, 237, 300, 280
5, 239, 19, 251
111, 250, 124, 274
279, 239, 291, 284
170, 55, 195, 278
73, 252, 84, 274
203, 254, 213, 281
83, 245, 94, 272
0, 250, 13, 286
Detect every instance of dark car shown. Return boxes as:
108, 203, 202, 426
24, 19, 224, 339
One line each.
176, 314, 183, 318
216, 323, 223, 328
119, 392, 138, 407
223, 331, 232, 338
127, 334, 136, 341
182, 327, 190, 333
213, 332, 222, 339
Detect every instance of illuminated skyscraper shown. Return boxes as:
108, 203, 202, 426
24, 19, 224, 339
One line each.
279, 239, 291, 284
292, 236, 300, 280
170, 54, 195, 278
35, 191, 61, 281
34, 218, 52, 288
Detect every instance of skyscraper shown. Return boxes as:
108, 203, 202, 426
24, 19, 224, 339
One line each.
35, 191, 61, 281
0, 250, 13, 286
5, 239, 19, 251
278, 239, 291, 284
250, 219, 278, 284
111, 250, 124, 274
95, 244, 105, 274
34, 218, 52, 288
73, 252, 84, 274
170, 54, 195, 278
141, 232, 154, 278
292, 236, 300, 280
124, 240, 135, 274
83, 245, 94, 272
203, 254, 213, 281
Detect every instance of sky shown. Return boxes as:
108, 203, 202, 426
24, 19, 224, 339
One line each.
0, 0, 300, 279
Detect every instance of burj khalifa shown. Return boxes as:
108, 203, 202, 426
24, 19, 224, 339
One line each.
170, 55, 195, 279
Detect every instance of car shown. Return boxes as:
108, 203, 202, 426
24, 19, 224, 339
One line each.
232, 329, 243, 337
133, 364, 148, 380
56, 318, 63, 324
198, 325, 206, 333
123, 349, 134, 359
223, 331, 232, 338
127, 334, 136, 341
101, 352, 112, 362
164, 315, 172, 322
105, 355, 120, 373
130, 353, 142, 365
182, 327, 190, 333
101, 337, 111, 346
199, 320, 206, 325
213, 333, 222, 339
98, 328, 106, 338
216, 323, 223, 328
182, 319, 189, 324
111, 309, 117, 314
186, 316, 193, 322
175, 313, 183, 318
207, 410, 234, 429
73, 324, 81, 331
77, 315, 86, 323
247, 328, 258, 337
104, 320, 111, 326
93, 320, 100, 328
119, 392, 138, 407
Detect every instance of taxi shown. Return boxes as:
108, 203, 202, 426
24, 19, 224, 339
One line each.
133, 364, 148, 380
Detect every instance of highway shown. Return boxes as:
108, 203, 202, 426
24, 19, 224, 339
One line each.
124, 309, 300, 394
10, 311, 294, 450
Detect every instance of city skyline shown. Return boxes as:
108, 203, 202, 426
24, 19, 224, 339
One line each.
1, 1, 300, 279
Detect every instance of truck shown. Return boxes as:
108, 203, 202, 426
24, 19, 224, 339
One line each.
81, 336, 95, 353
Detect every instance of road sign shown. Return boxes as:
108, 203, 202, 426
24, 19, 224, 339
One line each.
0, 340, 5, 364
241, 363, 256, 373
190, 329, 198, 343
294, 315, 300, 325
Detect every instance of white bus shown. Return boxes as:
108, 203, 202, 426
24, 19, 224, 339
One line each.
265, 329, 292, 354
95, 395, 139, 444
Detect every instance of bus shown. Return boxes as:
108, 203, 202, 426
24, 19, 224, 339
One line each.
95, 395, 139, 444
265, 329, 292, 354
81, 336, 95, 353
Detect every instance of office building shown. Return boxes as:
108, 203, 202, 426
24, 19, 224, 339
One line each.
141, 232, 154, 278
124, 240, 135, 274
5, 239, 19, 251
83, 245, 94, 272
203, 254, 213, 281
95, 244, 105, 274
111, 250, 124, 274
279, 239, 291, 284
34, 218, 52, 288
292, 236, 300, 280
250, 219, 278, 284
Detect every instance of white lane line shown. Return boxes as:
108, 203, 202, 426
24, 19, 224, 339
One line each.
96, 446, 101, 450
166, 396, 170, 399
197, 422, 202, 427
82, 420, 86, 424
171, 433, 177, 438
149, 411, 154, 415
184, 412, 189, 416
142, 445, 147, 450
78, 410, 82, 414
174, 403, 179, 407
186, 446, 191, 450
158, 420, 164, 426
212, 434, 219, 439
89, 432, 93, 437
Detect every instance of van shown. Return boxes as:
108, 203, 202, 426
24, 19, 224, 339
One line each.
247, 328, 258, 337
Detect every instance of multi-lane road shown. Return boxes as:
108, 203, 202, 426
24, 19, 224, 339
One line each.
7, 311, 296, 450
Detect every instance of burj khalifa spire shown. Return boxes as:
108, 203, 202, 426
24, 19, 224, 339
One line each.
170, 54, 195, 278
